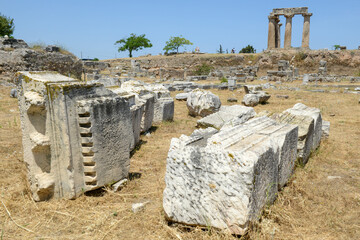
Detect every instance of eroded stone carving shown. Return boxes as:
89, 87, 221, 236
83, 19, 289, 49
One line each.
17, 71, 133, 201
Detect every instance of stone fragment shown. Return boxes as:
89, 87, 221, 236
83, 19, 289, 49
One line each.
227, 98, 238, 103
276, 95, 289, 99
132, 201, 150, 213
10, 88, 17, 98
175, 93, 189, 101
244, 85, 263, 94
17, 71, 133, 201
186, 89, 221, 117
270, 111, 314, 165
242, 94, 259, 107
163, 116, 298, 235
287, 103, 322, 151
197, 105, 255, 130
242, 91, 270, 107
322, 120, 330, 138
112, 178, 128, 192
153, 97, 174, 123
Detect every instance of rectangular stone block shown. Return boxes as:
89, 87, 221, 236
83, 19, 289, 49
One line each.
197, 105, 256, 130
163, 116, 298, 235
17, 71, 133, 201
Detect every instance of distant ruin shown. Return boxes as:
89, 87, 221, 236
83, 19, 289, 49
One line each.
267, 7, 313, 49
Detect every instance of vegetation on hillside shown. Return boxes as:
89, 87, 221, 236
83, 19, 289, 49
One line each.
239, 44, 256, 53
163, 36, 193, 54
0, 13, 14, 37
115, 33, 153, 58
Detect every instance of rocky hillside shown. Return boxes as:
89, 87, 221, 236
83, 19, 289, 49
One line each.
0, 37, 83, 83
105, 49, 360, 77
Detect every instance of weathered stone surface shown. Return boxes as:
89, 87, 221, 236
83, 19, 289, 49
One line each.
175, 93, 189, 101
244, 85, 263, 94
322, 120, 330, 138
0, 37, 28, 49
186, 89, 221, 117
121, 80, 174, 124
242, 92, 270, 107
154, 97, 174, 123
286, 103, 322, 151
270, 111, 314, 165
10, 88, 17, 98
242, 94, 259, 107
163, 116, 298, 234
227, 97, 238, 103
197, 105, 255, 130
17, 71, 133, 201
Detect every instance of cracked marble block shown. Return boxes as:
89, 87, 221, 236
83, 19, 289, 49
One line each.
163, 116, 298, 235
17, 71, 133, 201
270, 103, 322, 165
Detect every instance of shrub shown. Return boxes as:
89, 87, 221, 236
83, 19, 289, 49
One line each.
239, 45, 256, 53
294, 52, 307, 62
220, 77, 228, 83
194, 63, 213, 75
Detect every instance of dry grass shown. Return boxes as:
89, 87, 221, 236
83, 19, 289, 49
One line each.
0, 82, 359, 239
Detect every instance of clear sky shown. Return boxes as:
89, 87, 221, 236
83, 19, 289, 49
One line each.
2, 0, 360, 59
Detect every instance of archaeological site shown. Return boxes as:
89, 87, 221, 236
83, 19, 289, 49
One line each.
0, 4, 359, 240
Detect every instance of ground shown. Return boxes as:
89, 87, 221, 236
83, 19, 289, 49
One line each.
0, 80, 359, 239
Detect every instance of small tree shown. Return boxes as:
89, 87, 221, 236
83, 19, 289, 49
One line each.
163, 36, 193, 54
239, 45, 256, 53
0, 13, 14, 37
115, 33, 152, 58
217, 44, 224, 54
333, 45, 341, 50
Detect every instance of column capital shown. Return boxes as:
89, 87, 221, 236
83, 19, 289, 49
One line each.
302, 13, 313, 17
268, 15, 279, 20
284, 14, 294, 19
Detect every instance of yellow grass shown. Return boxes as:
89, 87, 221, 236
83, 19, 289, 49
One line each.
0, 82, 359, 239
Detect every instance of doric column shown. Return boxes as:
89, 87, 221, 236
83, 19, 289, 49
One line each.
267, 15, 278, 49
301, 13, 312, 49
276, 22, 282, 49
284, 14, 294, 49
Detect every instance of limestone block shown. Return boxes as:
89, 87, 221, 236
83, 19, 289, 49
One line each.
242, 94, 259, 107
163, 117, 298, 234
244, 85, 263, 94
286, 103, 322, 151
242, 91, 270, 107
175, 93, 189, 101
139, 94, 155, 132
130, 102, 144, 150
197, 105, 255, 130
186, 89, 221, 117
17, 71, 133, 201
120, 80, 173, 125
270, 111, 314, 165
153, 97, 174, 123
322, 120, 330, 138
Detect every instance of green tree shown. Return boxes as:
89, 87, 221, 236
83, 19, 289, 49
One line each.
239, 45, 256, 53
163, 36, 193, 54
217, 44, 224, 54
0, 13, 14, 37
333, 45, 341, 50
115, 33, 152, 58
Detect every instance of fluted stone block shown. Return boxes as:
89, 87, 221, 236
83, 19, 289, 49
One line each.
163, 116, 298, 234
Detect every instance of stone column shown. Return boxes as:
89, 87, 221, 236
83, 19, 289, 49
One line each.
284, 14, 294, 49
276, 22, 282, 49
301, 13, 312, 49
267, 16, 278, 49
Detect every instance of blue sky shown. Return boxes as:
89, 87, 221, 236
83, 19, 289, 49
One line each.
2, 0, 360, 59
